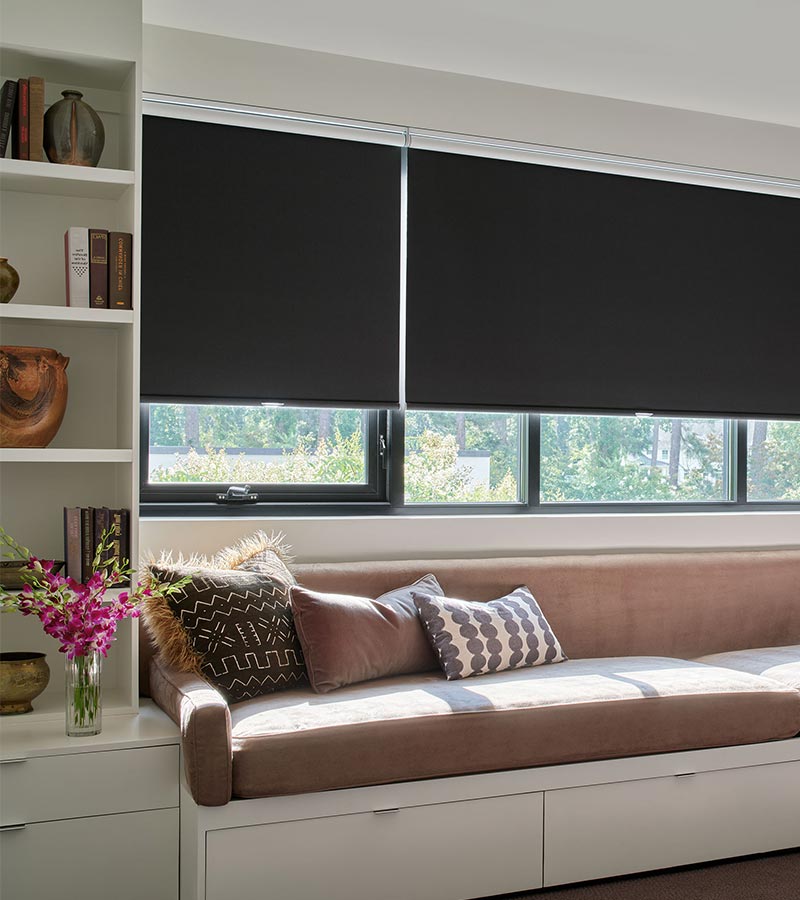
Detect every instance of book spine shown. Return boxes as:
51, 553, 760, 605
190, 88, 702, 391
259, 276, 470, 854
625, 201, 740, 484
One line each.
93, 506, 111, 573
89, 229, 109, 309
81, 508, 95, 583
0, 80, 18, 158
110, 509, 123, 580
119, 509, 130, 586
27, 76, 44, 162
63, 507, 82, 580
64, 227, 90, 307
108, 232, 133, 309
12, 78, 29, 160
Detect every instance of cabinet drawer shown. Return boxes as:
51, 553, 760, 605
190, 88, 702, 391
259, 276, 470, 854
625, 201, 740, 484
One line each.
544, 760, 800, 886
1, 807, 178, 900
0, 745, 179, 825
207, 792, 544, 900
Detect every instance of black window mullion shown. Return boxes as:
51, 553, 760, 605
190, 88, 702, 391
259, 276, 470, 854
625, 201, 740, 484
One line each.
526, 414, 540, 511
736, 419, 749, 506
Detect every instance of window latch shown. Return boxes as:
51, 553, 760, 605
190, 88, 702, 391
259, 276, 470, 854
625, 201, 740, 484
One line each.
379, 435, 388, 470
215, 484, 259, 504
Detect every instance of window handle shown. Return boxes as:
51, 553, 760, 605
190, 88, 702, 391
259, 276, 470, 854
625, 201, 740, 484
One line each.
215, 485, 258, 504
379, 435, 388, 470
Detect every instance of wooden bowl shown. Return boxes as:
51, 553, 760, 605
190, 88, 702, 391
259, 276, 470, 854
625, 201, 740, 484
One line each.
0, 346, 69, 447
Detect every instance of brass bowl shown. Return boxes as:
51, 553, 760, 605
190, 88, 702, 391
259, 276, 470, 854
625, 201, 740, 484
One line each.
0, 559, 64, 590
0, 652, 50, 714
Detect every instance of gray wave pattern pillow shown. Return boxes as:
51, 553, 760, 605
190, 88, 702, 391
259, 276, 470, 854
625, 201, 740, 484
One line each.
412, 586, 567, 680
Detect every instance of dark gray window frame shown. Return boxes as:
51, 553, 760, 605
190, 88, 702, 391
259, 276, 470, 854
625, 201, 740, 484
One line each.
140, 409, 800, 517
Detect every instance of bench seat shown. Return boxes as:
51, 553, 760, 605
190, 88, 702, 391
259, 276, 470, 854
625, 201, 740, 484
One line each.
697, 645, 800, 691
224, 655, 800, 800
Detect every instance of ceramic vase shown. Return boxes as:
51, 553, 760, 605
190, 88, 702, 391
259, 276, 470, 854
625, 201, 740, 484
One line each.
0, 346, 70, 447
0, 258, 20, 303
43, 90, 105, 167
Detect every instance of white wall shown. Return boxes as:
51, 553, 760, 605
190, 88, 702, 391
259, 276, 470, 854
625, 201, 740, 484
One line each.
140, 25, 800, 561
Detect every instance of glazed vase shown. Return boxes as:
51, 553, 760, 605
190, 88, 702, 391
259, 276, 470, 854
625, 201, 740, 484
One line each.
43, 90, 105, 167
0, 258, 20, 303
0, 346, 70, 447
65, 651, 102, 736
0, 652, 50, 714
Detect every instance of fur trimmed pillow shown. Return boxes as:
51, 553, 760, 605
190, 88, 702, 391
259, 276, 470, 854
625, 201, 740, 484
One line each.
142, 533, 303, 702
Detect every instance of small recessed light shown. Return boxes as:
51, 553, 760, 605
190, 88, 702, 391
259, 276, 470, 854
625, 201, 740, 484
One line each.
260, 402, 284, 408
635, 412, 653, 417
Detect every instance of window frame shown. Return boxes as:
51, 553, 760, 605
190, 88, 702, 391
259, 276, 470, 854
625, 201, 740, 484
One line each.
139, 405, 390, 512
139, 411, 800, 517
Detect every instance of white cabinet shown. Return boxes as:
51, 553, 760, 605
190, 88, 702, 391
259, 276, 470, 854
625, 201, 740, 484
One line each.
0, 702, 180, 900
206, 792, 544, 900
1, 808, 178, 900
543, 760, 800, 886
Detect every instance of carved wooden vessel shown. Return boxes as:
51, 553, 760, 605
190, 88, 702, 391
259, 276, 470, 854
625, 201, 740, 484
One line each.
0, 346, 70, 447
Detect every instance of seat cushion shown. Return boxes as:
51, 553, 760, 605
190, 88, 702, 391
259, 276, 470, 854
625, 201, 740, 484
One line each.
696, 645, 800, 691
228, 655, 800, 799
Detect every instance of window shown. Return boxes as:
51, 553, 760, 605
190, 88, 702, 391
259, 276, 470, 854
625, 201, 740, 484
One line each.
142, 404, 387, 506
747, 421, 800, 501
404, 411, 523, 504
540, 415, 731, 503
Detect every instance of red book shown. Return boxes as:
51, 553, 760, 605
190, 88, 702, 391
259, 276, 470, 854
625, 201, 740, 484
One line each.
89, 229, 109, 309
109, 232, 133, 309
12, 78, 29, 160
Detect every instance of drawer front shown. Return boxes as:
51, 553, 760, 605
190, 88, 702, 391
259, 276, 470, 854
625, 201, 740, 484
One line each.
0, 745, 179, 825
544, 760, 800, 887
1, 807, 178, 900
207, 792, 544, 900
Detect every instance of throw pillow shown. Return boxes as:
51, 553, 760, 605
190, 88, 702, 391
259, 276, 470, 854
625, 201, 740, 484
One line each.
213, 530, 296, 584
291, 574, 444, 693
143, 564, 306, 702
412, 586, 566, 680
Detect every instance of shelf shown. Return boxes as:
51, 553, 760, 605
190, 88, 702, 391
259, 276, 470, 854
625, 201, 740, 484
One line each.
0, 448, 133, 463
0, 158, 134, 199
0, 686, 135, 726
0, 303, 134, 327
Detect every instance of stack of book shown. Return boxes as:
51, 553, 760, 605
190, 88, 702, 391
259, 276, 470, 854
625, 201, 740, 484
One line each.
0, 76, 46, 160
63, 507, 131, 584
65, 227, 133, 309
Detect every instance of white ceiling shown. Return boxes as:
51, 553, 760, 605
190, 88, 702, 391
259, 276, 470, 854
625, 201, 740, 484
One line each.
142, 0, 800, 128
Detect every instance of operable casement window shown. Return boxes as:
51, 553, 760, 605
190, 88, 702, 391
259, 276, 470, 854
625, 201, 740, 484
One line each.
139, 99, 800, 515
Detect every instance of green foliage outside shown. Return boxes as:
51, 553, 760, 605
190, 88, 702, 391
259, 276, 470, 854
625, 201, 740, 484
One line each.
148, 405, 800, 504
748, 421, 800, 501
540, 416, 726, 502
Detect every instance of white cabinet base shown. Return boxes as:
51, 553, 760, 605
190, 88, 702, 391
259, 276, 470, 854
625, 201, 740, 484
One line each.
1, 808, 178, 900
206, 793, 543, 900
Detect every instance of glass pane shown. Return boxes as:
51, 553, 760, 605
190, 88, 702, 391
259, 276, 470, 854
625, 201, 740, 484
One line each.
404, 411, 522, 503
148, 404, 368, 485
747, 420, 800, 501
540, 415, 730, 503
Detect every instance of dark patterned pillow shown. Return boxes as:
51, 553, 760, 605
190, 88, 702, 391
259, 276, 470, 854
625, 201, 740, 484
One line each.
144, 565, 306, 702
412, 586, 566, 680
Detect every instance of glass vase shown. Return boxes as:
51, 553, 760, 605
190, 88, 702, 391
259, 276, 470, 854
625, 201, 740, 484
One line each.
65, 652, 102, 736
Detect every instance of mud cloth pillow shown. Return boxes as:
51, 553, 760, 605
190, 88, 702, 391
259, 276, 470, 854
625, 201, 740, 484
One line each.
291, 574, 444, 693
143, 533, 304, 702
412, 586, 566, 680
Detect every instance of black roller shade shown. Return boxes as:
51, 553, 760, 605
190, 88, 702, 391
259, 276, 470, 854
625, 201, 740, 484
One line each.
407, 149, 800, 418
141, 116, 401, 407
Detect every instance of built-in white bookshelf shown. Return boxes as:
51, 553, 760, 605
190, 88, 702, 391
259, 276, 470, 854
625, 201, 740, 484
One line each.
0, 1, 143, 724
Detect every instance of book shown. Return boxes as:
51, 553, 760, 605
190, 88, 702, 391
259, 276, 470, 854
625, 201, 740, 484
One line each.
109, 232, 133, 309
64, 227, 90, 307
63, 507, 82, 580
89, 229, 109, 309
81, 507, 95, 583
108, 508, 131, 585
0, 80, 17, 158
28, 76, 44, 162
12, 78, 29, 160
93, 506, 111, 572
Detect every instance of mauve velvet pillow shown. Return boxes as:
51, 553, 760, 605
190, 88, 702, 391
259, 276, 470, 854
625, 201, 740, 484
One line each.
291, 574, 444, 693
